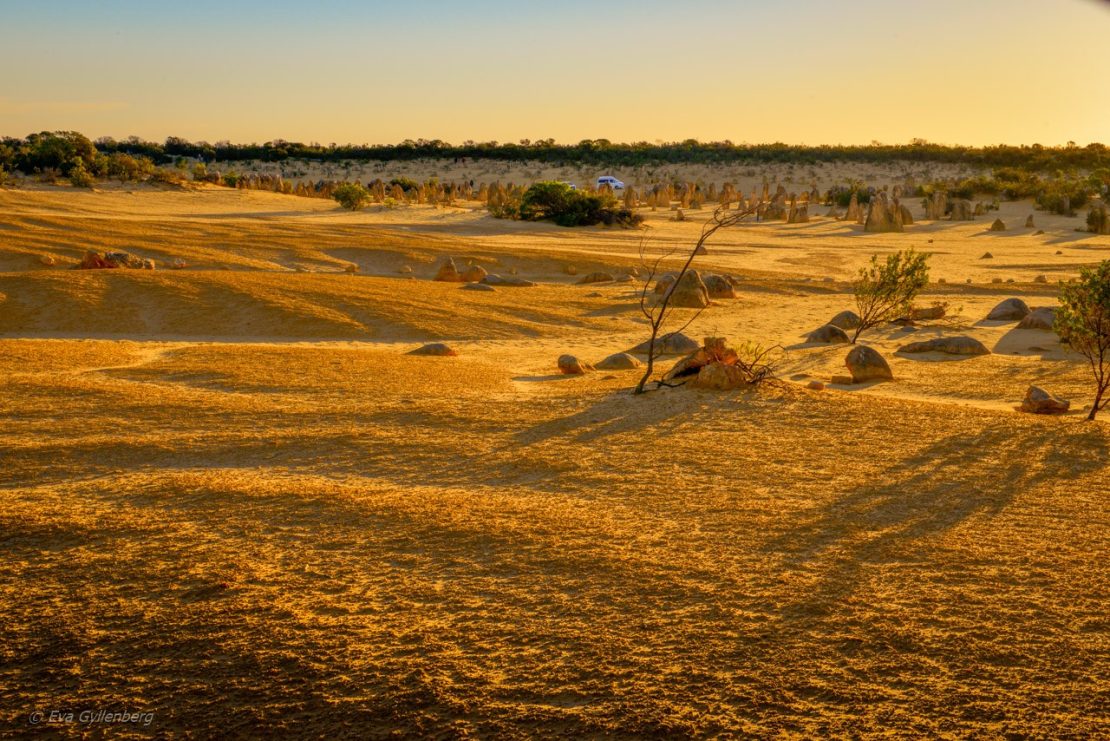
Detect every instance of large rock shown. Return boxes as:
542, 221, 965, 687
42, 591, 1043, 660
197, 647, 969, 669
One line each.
829, 310, 862, 330
482, 274, 536, 287
844, 192, 862, 222
666, 270, 710, 309
663, 337, 738, 383
408, 343, 458, 356
595, 352, 642, 370
690, 362, 749, 390
949, 199, 974, 221
703, 274, 737, 299
1020, 386, 1070, 415
434, 257, 462, 282
986, 298, 1031, 321
925, 190, 947, 220
557, 355, 592, 375
805, 324, 850, 344
629, 332, 701, 356
577, 272, 614, 285
845, 345, 893, 383
989, 218, 1006, 232
864, 192, 905, 233
460, 264, 488, 283
1017, 307, 1056, 330
897, 336, 990, 356
653, 273, 677, 294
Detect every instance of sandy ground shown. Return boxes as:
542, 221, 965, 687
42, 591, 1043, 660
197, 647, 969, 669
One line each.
1, 183, 1108, 738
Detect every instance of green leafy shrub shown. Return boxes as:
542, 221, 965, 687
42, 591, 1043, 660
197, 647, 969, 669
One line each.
851, 249, 930, 343
511, 181, 641, 227
68, 161, 95, 188
332, 183, 370, 210
1057, 260, 1110, 419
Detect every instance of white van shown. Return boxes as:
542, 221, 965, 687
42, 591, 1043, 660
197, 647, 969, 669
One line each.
596, 176, 625, 191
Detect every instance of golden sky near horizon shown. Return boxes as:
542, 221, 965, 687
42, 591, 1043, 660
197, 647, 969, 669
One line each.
1, 0, 1108, 146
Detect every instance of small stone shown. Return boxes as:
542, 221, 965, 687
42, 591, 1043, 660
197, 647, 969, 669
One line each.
408, 343, 457, 357
806, 380, 826, 391
558, 355, 592, 375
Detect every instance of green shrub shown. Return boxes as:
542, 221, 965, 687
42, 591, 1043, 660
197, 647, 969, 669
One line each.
512, 181, 641, 227
1057, 260, 1110, 419
68, 161, 95, 188
852, 249, 930, 343
332, 183, 370, 210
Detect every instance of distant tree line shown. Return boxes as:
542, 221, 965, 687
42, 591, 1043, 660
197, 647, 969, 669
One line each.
4, 131, 1110, 173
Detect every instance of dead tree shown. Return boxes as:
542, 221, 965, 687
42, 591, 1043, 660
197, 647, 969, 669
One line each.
634, 202, 760, 394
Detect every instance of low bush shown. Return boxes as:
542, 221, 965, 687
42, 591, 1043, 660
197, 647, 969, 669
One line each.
510, 181, 642, 227
332, 182, 370, 210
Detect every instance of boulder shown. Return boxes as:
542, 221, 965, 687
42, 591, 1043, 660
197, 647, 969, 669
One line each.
925, 191, 947, 220
629, 332, 701, 356
787, 203, 809, 224
980, 252, 993, 259
460, 264, 488, 283
989, 218, 1006, 232
663, 337, 738, 383
434, 257, 462, 282
806, 380, 826, 391
986, 298, 1031, 321
666, 270, 710, 309
829, 310, 862, 330
408, 343, 458, 357
578, 272, 614, 285
1017, 307, 1056, 330
482, 274, 536, 287
910, 304, 946, 321
864, 192, 904, 233
77, 250, 113, 269
844, 193, 861, 222
653, 273, 677, 294
845, 345, 893, 383
690, 362, 749, 390
1020, 386, 1070, 415
460, 282, 495, 292
595, 352, 642, 370
703, 273, 737, 299
949, 199, 974, 221
897, 336, 990, 356
557, 355, 592, 375
899, 204, 914, 225
805, 324, 850, 344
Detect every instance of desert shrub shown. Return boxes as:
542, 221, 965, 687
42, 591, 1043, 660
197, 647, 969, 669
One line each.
1057, 260, 1110, 420
851, 249, 930, 343
1037, 179, 1092, 215
332, 183, 370, 210
389, 177, 419, 192
829, 182, 870, 207
222, 172, 240, 188
149, 167, 188, 186
106, 152, 154, 182
68, 161, 95, 187
514, 181, 641, 227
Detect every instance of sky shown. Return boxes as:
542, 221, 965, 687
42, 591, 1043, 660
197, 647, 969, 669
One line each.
1, 0, 1108, 147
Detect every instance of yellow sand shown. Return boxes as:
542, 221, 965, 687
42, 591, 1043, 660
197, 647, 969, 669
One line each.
1, 183, 1107, 737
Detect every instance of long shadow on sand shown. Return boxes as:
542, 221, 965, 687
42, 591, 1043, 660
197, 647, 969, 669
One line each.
762, 422, 1107, 618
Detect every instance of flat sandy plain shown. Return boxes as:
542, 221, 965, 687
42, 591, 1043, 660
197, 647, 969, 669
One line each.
1, 181, 1108, 738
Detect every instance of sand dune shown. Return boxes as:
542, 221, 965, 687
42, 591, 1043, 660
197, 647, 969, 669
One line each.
1, 183, 1108, 737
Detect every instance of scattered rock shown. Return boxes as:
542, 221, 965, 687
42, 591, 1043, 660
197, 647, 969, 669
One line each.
595, 352, 642, 370
1033, 274, 1048, 284
664, 337, 739, 384
1025, 214, 1035, 228
949, 199, 974, 221
830, 375, 855, 385
690, 363, 748, 390
344, 263, 359, 274
408, 343, 457, 357
805, 324, 850, 344
577, 272, 614, 285
399, 265, 413, 274
434, 257, 462, 282
845, 345, 893, 383
897, 336, 990, 356
1055, 249, 1062, 254
460, 282, 495, 292
1020, 386, 1070, 415
629, 332, 701, 356
806, 380, 826, 391
989, 218, 1006, 232
910, 304, 946, 321
666, 270, 710, 309
557, 355, 592, 375
460, 264, 488, 283
864, 192, 905, 233
986, 298, 1031, 321
1017, 307, 1056, 330
39, 254, 57, 267
564, 265, 578, 276
991, 277, 1003, 284
980, 252, 994, 259
703, 273, 737, 299
829, 310, 862, 330
482, 274, 536, 287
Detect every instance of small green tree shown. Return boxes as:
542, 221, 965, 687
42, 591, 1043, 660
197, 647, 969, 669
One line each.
332, 183, 370, 210
1057, 260, 1110, 420
851, 249, 930, 343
